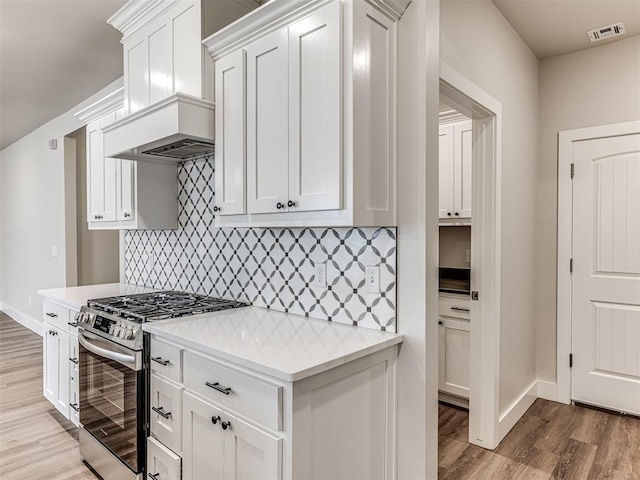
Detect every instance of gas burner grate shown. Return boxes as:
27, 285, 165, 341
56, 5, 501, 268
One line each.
87, 291, 247, 322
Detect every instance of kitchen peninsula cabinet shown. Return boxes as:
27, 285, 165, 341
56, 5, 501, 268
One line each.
75, 89, 178, 230
206, 0, 410, 227
143, 307, 402, 479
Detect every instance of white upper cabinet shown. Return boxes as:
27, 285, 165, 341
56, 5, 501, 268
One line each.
75, 88, 178, 230
205, 0, 409, 227
439, 118, 472, 222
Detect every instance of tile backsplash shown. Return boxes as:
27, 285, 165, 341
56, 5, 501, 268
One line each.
124, 156, 397, 332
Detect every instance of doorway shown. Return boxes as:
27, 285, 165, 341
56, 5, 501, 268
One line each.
557, 120, 640, 414
438, 62, 503, 450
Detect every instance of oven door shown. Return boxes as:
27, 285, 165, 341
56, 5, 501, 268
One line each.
79, 329, 144, 474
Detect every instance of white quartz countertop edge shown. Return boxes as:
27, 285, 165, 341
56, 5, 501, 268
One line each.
37, 283, 159, 310
142, 308, 403, 383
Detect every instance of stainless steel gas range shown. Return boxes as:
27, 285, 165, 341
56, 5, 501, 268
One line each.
75, 291, 246, 480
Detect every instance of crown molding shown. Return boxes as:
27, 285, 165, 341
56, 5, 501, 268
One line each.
439, 109, 470, 125
108, 0, 182, 41
74, 88, 125, 125
366, 0, 411, 21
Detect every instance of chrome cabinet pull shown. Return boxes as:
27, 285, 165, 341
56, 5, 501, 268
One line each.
69, 357, 79, 364
148, 473, 160, 480
46, 312, 58, 318
205, 381, 232, 396
67, 321, 78, 327
152, 406, 172, 419
69, 403, 79, 413
151, 356, 170, 366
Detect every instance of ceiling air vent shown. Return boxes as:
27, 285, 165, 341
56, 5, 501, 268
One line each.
587, 22, 625, 42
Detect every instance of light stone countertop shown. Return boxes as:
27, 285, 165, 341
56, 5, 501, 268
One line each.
143, 307, 403, 382
37, 283, 159, 310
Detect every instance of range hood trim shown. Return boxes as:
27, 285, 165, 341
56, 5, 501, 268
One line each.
102, 92, 215, 163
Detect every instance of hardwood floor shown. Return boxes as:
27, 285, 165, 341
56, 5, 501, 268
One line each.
439, 400, 640, 479
0, 312, 97, 480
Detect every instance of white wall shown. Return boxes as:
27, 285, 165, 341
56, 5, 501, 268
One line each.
0, 78, 123, 332
440, 0, 539, 416
536, 35, 640, 383
396, 0, 439, 477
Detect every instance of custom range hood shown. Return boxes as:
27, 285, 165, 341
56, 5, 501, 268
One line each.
102, 92, 215, 162
103, 0, 261, 162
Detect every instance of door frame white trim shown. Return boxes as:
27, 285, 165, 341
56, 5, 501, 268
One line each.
440, 61, 503, 449
556, 119, 640, 405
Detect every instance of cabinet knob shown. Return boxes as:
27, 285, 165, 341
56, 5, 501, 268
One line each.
276, 202, 285, 210
123, 212, 130, 218
455, 212, 459, 217
438, 321, 443, 325
211, 415, 221, 425
213, 206, 220, 213
287, 200, 296, 208
221, 421, 232, 431
447, 212, 452, 217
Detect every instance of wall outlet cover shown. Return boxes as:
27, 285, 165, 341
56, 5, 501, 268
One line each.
366, 266, 380, 293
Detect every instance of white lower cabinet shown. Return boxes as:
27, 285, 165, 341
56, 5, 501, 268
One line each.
148, 332, 397, 480
43, 324, 70, 415
182, 391, 281, 480
438, 316, 471, 399
147, 436, 182, 480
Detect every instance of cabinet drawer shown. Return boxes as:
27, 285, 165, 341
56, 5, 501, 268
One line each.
150, 337, 183, 383
69, 336, 80, 384
69, 384, 80, 427
438, 296, 471, 320
42, 300, 72, 331
183, 351, 282, 431
147, 436, 181, 480
151, 374, 183, 454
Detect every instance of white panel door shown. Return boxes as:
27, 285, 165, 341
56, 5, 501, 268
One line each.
126, 39, 149, 114
572, 132, 640, 415
246, 29, 289, 214
182, 391, 225, 480
288, 1, 342, 213
43, 325, 70, 417
439, 125, 454, 219
454, 120, 472, 218
222, 411, 282, 480
215, 49, 246, 215
438, 317, 470, 398
117, 159, 136, 221
87, 121, 105, 222
148, 23, 173, 105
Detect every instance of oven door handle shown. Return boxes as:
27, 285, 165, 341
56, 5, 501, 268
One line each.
78, 330, 141, 371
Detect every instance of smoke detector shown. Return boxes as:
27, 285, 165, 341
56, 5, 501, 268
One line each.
587, 22, 625, 42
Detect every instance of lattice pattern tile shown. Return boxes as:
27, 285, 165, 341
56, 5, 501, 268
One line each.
124, 156, 397, 332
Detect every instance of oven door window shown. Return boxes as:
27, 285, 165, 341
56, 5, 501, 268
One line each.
80, 343, 142, 473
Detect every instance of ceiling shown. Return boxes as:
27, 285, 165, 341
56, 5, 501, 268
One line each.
0, 0, 126, 151
1, 0, 639, 152
492, 0, 640, 59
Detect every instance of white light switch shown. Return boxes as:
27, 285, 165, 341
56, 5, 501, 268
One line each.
366, 266, 380, 293
51, 246, 58, 257
314, 263, 327, 288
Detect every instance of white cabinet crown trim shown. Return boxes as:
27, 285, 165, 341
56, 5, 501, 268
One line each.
203, 0, 409, 57
108, 0, 181, 42
74, 87, 125, 125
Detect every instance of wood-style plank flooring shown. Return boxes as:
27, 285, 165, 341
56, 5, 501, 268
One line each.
0, 312, 97, 480
439, 400, 640, 479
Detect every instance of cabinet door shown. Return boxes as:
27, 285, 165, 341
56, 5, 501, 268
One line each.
438, 317, 470, 398
43, 324, 70, 417
182, 391, 225, 480
288, 2, 342, 213
453, 120, 472, 218
87, 114, 117, 222
150, 373, 183, 454
222, 411, 282, 480
439, 124, 455, 219
117, 159, 136, 221
246, 29, 289, 214
215, 49, 246, 216
147, 436, 181, 480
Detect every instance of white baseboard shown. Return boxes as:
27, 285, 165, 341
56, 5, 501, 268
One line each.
2, 305, 43, 337
536, 380, 558, 402
497, 380, 537, 442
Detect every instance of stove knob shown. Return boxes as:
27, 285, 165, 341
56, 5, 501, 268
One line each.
125, 327, 134, 340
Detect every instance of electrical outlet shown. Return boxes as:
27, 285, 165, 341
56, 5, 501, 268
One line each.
366, 266, 380, 293
314, 263, 327, 288
51, 245, 58, 257
466, 249, 471, 263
